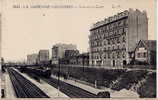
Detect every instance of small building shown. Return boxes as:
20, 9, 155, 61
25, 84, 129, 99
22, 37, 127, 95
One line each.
60, 52, 90, 66
134, 40, 156, 65
77, 53, 89, 66
65, 50, 79, 58
68, 52, 89, 66
68, 56, 78, 65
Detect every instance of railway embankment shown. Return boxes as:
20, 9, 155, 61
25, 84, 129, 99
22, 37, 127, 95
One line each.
51, 65, 156, 98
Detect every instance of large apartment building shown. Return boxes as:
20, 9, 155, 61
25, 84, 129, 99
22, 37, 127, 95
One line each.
89, 9, 148, 67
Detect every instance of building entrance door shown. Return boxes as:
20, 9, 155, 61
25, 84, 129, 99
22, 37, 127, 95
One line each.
123, 60, 127, 65
113, 60, 115, 67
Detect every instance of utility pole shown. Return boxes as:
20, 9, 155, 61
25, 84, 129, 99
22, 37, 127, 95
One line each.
83, 55, 85, 72
58, 58, 60, 96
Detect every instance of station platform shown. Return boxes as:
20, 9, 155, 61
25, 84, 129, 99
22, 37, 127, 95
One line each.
14, 69, 69, 98
4, 72, 16, 98
51, 75, 139, 98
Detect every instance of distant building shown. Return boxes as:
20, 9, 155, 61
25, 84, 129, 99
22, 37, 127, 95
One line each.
134, 40, 156, 65
89, 9, 148, 67
77, 53, 89, 66
1, 57, 4, 66
27, 54, 38, 65
65, 52, 89, 66
38, 50, 49, 65
65, 50, 79, 58
60, 50, 79, 65
51, 44, 77, 64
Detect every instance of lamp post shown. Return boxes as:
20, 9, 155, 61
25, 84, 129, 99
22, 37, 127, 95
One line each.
99, 51, 103, 67
58, 58, 60, 96
82, 55, 85, 72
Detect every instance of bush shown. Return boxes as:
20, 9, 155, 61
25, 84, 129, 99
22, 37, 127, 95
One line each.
137, 72, 156, 98
111, 70, 148, 91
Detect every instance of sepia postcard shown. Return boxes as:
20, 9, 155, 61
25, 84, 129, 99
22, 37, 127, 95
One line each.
0, 0, 157, 99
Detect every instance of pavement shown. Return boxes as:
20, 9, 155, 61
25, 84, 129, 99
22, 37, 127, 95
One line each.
5, 72, 16, 98
51, 75, 139, 98
14, 68, 69, 98
1, 71, 6, 98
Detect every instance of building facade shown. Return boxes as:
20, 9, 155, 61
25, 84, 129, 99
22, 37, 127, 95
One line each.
27, 54, 38, 65
134, 40, 156, 65
65, 50, 79, 58
38, 50, 49, 65
89, 9, 148, 67
51, 44, 77, 64
77, 53, 89, 66
61, 52, 89, 66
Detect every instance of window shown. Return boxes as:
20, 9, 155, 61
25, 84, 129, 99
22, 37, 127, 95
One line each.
117, 52, 120, 58
122, 52, 126, 58
118, 21, 121, 26
124, 19, 128, 25
105, 32, 108, 37
109, 32, 112, 36
108, 47, 110, 51
104, 41, 106, 45
137, 53, 141, 58
143, 52, 147, 57
109, 24, 112, 30
97, 56, 99, 59
123, 36, 126, 42
108, 40, 110, 45
104, 26, 107, 31
104, 54, 106, 59
98, 42, 100, 46
123, 28, 126, 33
100, 41, 102, 46
107, 25, 109, 30
117, 45, 120, 49
112, 39, 115, 44
114, 31, 117, 35
112, 46, 115, 50
108, 53, 110, 59
104, 48, 106, 52
119, 29, 123, 34
97, 29, 99, 33
112, 53, 115, 58
117, 38, 120, 43
113, 23, 115, 28
123, 44, 126, 50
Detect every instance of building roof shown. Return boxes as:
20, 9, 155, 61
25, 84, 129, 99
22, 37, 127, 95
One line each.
90, 8, 147, 31
136, 40, 156, 51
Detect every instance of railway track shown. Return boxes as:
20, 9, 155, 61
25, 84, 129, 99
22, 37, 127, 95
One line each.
8, 68, 49, 98
16, 67, 98, 98
42, 77, 98, 98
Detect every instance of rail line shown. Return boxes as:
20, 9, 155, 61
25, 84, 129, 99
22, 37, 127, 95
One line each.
8, 68, 49, 98
42, 77, 98, 98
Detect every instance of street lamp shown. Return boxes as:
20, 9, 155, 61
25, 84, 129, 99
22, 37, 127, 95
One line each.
82, 55, 85, 72
58, 58, 60, 96
99, 51, 104, 67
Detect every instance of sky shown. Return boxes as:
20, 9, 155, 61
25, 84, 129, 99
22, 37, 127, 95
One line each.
1, 0, 156, 62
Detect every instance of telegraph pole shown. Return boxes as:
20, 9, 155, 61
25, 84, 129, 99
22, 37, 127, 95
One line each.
58, 58, 60, 96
